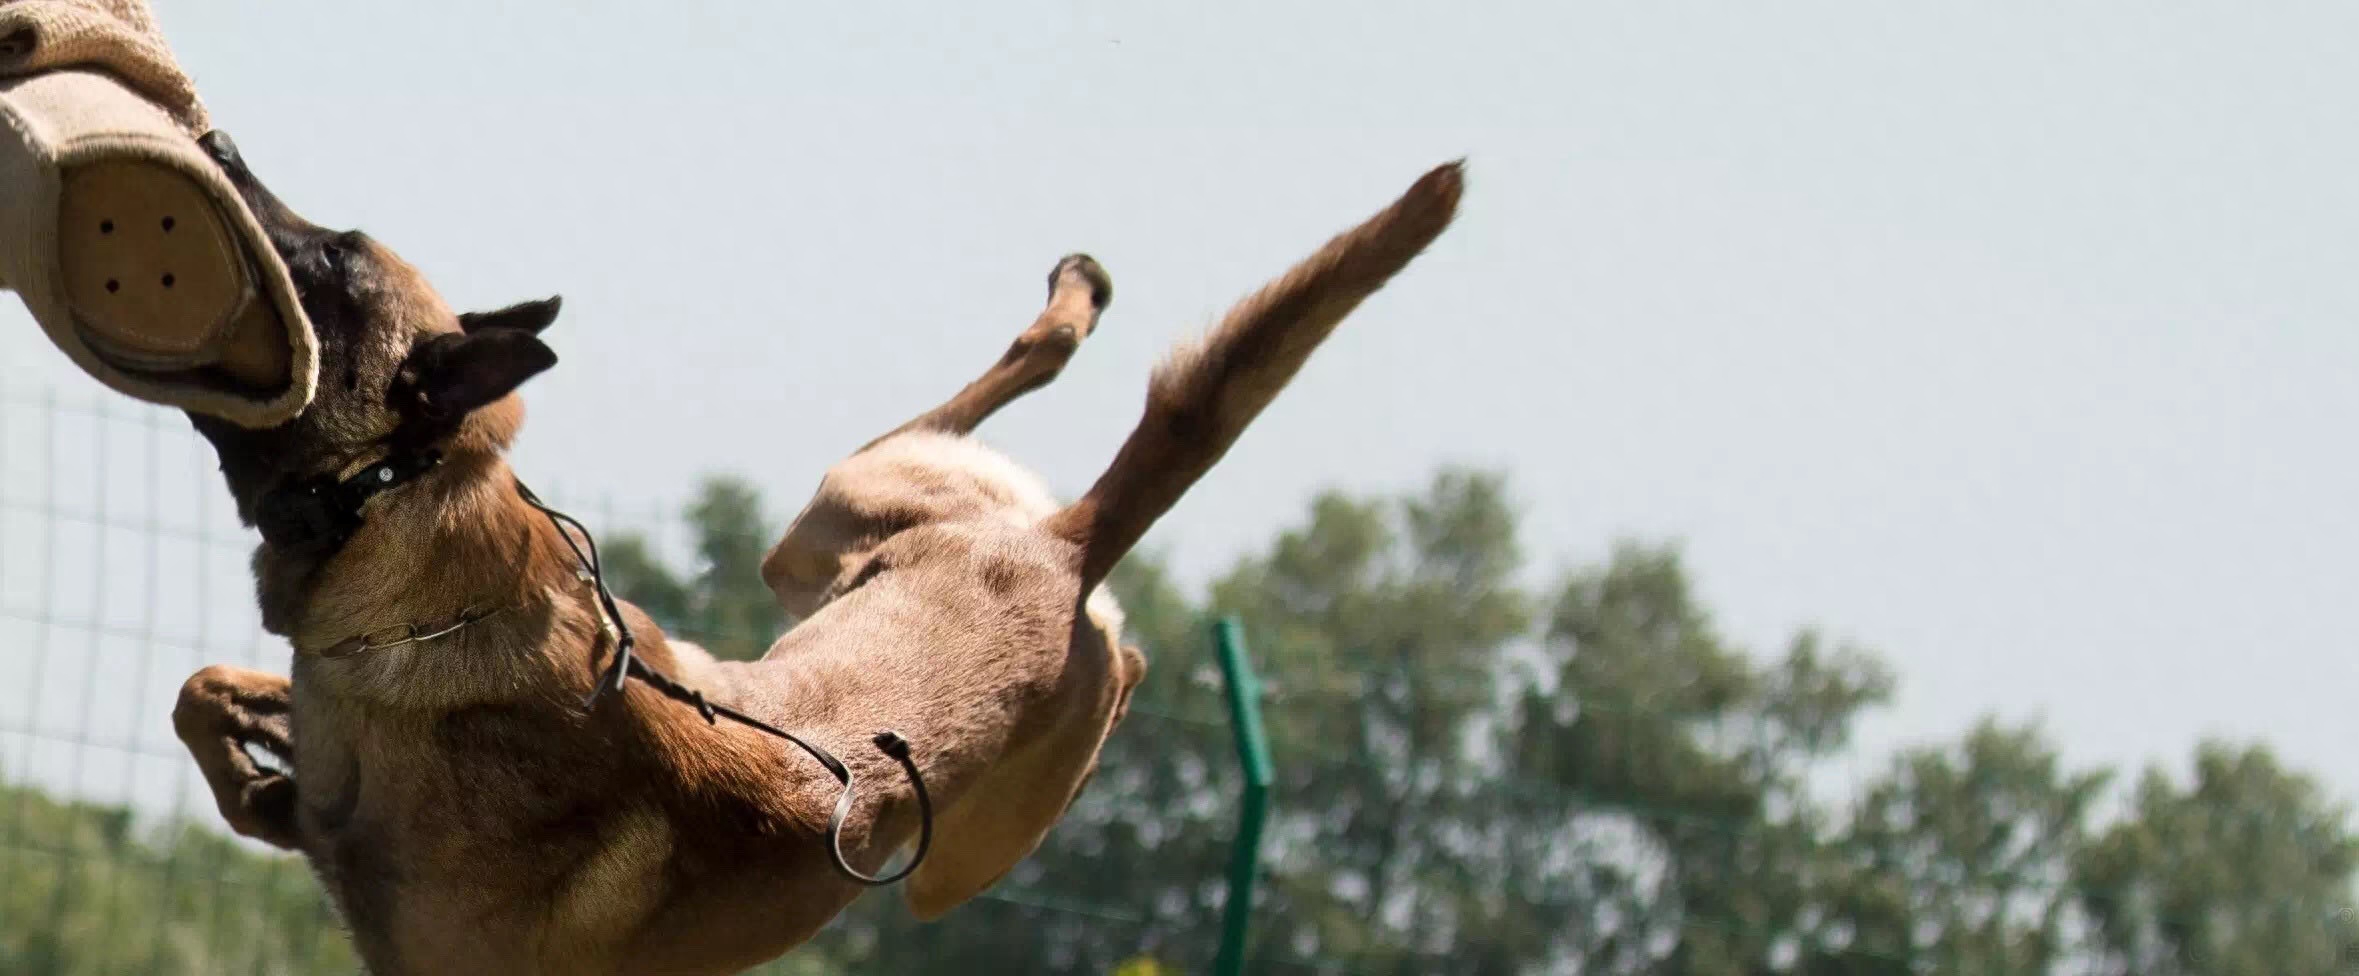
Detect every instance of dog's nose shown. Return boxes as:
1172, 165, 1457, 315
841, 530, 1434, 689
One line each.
194, 130, 330, 252
198, 131, 243, 172
198, 130, 263, 195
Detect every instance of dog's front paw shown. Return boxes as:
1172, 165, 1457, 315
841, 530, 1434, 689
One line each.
174, 665, 303, 849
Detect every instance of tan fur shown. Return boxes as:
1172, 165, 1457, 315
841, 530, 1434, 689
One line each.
172, 153, 1464, 974
760, 255, 1134, 914
1044, 161, 1467, 583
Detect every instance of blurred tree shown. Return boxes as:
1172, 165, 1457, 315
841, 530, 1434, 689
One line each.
596, 472, 2359, 976
602, 475, 786, 660
1509, 544, 1895, 975
12, 468, 2356, 976
603, 534, 692, 630
1804, 719, 2110, 975
2074, 742, 2359, 976
684, 477, 789, 657
0, 779, 357, 975
1208, 470, 1536, 975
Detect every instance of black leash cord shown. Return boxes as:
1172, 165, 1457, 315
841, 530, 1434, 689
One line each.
514, 479, 933, 887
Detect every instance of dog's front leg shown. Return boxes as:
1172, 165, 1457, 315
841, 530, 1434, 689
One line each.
173, 665, 302, 849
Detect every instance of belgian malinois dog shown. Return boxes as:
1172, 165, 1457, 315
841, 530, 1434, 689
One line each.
170, 130, 1464, 975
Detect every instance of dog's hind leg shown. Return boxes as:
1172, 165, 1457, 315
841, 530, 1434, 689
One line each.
1045, 162, 1464, 586
173, 665, 302, 849
764, 255, 1113, 617
860, 254, 1112, 451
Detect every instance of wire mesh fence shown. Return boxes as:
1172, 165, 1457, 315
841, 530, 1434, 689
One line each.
0, 384, 356, 974
3, 384, 2356, 975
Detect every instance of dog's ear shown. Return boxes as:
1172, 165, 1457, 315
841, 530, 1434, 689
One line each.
458, 295, 562, 335
400, 329, 557, 421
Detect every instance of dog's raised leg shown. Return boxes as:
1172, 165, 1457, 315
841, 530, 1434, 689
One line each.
173, 665, 302, 849
862, 253, 1112, 450
764, 255, 1114, 616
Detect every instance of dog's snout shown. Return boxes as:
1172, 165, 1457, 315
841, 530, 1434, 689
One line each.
197, 129, 331, 258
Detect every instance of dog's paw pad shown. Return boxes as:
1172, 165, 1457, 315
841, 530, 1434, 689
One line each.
1049, 253, 1112, 312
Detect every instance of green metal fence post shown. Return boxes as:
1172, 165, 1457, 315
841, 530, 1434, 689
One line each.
1212, 616, 1275, 976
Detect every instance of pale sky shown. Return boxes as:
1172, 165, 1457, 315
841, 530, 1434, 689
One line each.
4, 2, 2355, 817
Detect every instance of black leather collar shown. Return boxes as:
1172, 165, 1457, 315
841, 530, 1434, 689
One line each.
255, 448, 444, 555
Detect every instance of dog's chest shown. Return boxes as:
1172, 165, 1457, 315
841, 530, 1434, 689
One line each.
297, 702, 676, 973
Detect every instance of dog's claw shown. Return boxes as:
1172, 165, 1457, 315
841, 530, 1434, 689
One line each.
174, 665, 303, 849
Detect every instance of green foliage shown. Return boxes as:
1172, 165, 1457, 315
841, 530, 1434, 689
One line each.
602, 475, 788, 660
0, 780, 357, 975
5, 466, 2354, 975
2074, 742, 2359, 976
1504, 545, 1896, 975
1807, 719, 2112, 974
1213, 471, 1539, 974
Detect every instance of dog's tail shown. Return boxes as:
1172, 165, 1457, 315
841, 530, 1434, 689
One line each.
1043, 161, 1465, 586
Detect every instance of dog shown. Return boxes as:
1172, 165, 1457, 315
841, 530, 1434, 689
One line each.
170, 130, 1463, 975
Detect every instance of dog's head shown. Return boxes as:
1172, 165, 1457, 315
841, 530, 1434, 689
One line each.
187, 133, 561, 546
